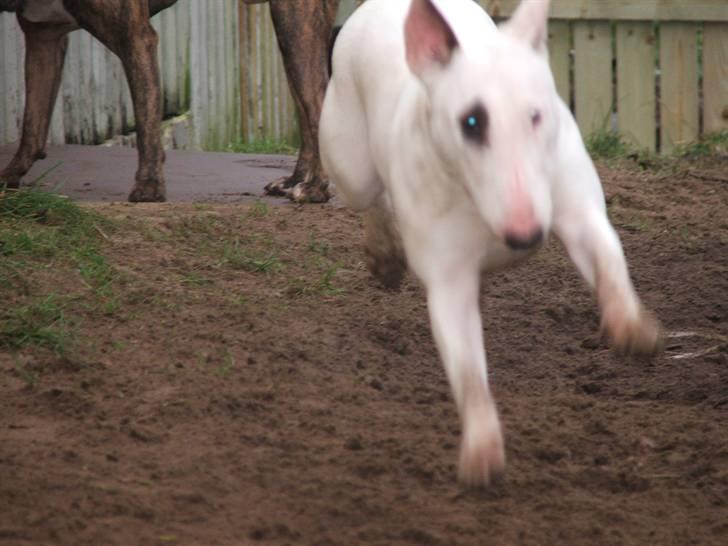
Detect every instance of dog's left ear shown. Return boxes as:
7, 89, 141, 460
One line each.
500, 0, 551, 56
404, 0, 459, 77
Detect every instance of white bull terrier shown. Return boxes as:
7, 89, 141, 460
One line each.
319, 0, 661, 486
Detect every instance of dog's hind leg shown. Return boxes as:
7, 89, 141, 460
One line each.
363, 195, 406, 290
0, 18, 71, 189
265, 0, 340, 203
67, 0, 166, 202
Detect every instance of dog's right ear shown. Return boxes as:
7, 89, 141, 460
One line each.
404, 0, 459, 77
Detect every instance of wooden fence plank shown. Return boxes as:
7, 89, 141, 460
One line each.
157, 8, 176, 115
238, 2, 250, 143
189, 0, 207, 148
79, 32, 94, 143
483, 0, 728, 23
573, 21, 612, 136
660, 23, 698, 153
91, 38, 108, 142
2, 14, 22, 143
250, 4, 261, 140
703, 22, 728, 133
214, 1, 226, 148
0, 16, 9, 143
176, 2, 190, 110
229, 0, 241, 145
548, 20, 571, 106
61, 35, 80, 143
106, 48, 124, 138
263, 8, 273, 140
337, 0, 357, 24
617, 21, 657, 151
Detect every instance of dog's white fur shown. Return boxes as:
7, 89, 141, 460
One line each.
320, 0, 661, 486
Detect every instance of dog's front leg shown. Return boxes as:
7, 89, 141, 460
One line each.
424, 266, 505, 486
68, 0, 166, 202
0, 19, 71, 188
553, 122, 661, 355
557, 211, 661, 355
265, 0, 340, 203
117, 20, 166, 203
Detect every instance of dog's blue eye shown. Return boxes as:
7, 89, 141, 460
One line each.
460, 104, 488, 145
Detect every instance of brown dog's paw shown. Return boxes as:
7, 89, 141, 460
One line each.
263, 176, 293, 197
264, 176, 330, 203
0, 172, 22, 189
603, 306, 663, 357
291, 180, 330, 203
128, 181, 166, 203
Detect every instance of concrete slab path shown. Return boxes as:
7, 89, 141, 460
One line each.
0, 144, 295, 203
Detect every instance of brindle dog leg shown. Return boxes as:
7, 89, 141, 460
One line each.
0, 18, 71, 189
63, 0, 167, 202
265, 0, 340, 203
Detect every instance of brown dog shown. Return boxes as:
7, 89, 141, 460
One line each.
0, 0, 339, 203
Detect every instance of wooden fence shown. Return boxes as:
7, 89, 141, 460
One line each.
2, 0, 726, 154
483, 0, 728, 153
0, 0, 293, 150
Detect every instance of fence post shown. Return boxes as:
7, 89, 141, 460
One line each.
703, 22, 728, 134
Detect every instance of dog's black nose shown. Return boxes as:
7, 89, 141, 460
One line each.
504, 228, 543, 251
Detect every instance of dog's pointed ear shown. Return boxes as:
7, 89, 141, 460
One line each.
501, 0, 550, 55
404, 0, 459, 76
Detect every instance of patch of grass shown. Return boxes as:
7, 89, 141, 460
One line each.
180, 272, 215, 286
284, 232, 346, 297
674, 130, 728, 158
0, 188, 120, 356
307, 232, 331, 257
74, 246, 116, 296
0, 187, 113, 260
220, 238, 282, 273
226, 295, 248, 308
216, 349, 235, 376
612, 212, 653, 233
171, 214, 225, 239
14, 357, 40, 390
243, 201, 269, 221
287, 262, 345, 297
586, 129, 633, 160
316, 263, 346, 295
0, 294, 73, 354
227, 138, 297, 156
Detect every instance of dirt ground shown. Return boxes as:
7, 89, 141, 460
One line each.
1, 159, 727, 545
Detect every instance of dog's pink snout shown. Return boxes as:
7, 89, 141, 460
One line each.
503, 184, 543, 251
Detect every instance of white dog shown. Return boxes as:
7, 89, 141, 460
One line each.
320, 0, 661, 486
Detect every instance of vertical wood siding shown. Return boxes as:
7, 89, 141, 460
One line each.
2, 0, 726, 154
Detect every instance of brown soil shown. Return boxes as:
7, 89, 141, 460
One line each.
1, 160, 727, 545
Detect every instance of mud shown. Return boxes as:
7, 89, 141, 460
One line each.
0, 159, 727, 545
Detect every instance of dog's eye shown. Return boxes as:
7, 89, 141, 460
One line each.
531, 108, 542, 127
460, 104, 488, 145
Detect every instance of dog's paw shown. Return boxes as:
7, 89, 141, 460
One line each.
0, 172, 21, 189
264, 176, 330, 203
457, 412, 506, 487
603, 305, 663, 357
128, 180, 166, 203
365, 245, 406, 290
